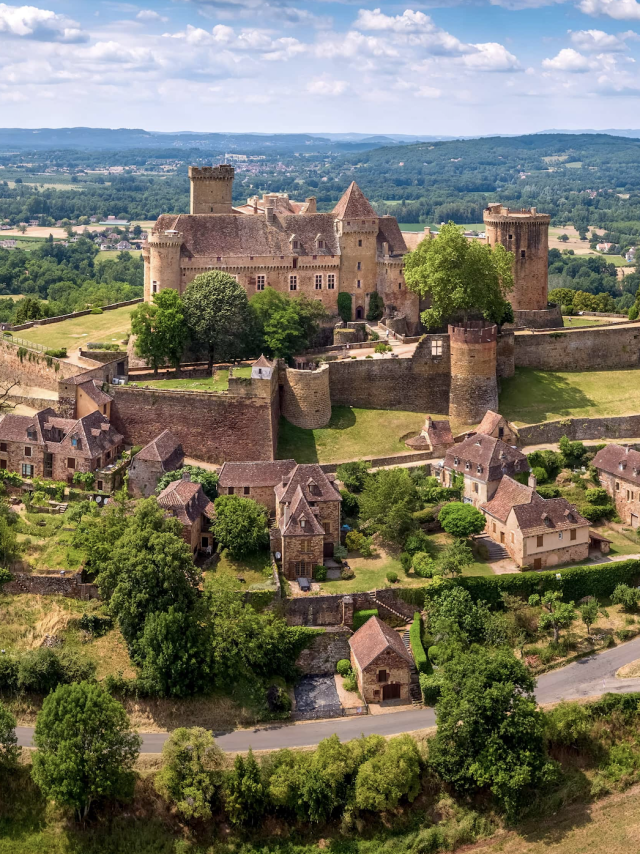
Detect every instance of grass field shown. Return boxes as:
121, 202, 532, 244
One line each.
13, 304, 136, 351
562, 316, 619, 327
499, 367, 640, 425
277, 406, 427, 463
141, 367, 252, 392
94, 249, 142, 263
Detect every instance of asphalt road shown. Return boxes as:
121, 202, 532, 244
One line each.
15, 636, 640, 754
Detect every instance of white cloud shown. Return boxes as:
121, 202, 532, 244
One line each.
463, 42, 520, 70
415, 84, 442, 98
136, 10, 169, 23
542, 48, 596, 71
0, 3, 87, 43
489, 0, 567, 7
81, 41, 157, 66
578, 0, 640, 20
569, 28, 638, 50
354, 8, 471, 55
307, 76, 348, 96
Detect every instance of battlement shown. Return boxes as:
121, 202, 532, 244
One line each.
448, 322, 497, 345
188, 165, 235, 181
148, 229, 183, 249
484, 204, 550, 225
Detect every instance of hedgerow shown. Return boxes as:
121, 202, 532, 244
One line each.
409, 612, 431, 675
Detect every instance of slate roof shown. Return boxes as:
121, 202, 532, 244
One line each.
475, 410, 507, 437
0, 408, 122, 460
406, 417, 454, 451
78, 379, 113, 407
135, 429, 184, 470
219, 459, 296, 489
333, 182, 378, 220
349, 616, 413, 671
281, 485, 325, 537
482, 475, 589, 534
444, 433, 528, 483
376, 216, 408, 257
157, 477, 215, 526
275, 463, 341, 505
593, 444, 640, 486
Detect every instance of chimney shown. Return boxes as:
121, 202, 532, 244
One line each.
304, 197, 317, 213
266, 206, 274, 225
382, 241, 389, 257
528, 471, 537, 489
181, 470, 191, 482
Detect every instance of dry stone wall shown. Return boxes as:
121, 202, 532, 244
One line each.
3, 572, 99, 599
295, 627, 351, 675
518, 415, 640, 446
514, 325, 640, 371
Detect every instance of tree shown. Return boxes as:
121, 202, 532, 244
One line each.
337, 292, 352, 323
15, 296, 44, 325
336, 460, 370, 493
224, 750, 266, 826
403, 221, 514, 329
131, 302, 165, 375
358, 468, 420, 544
354, 735, 421, 812
182, 271, 253, 369
156, 465, 219, 501
153, 289, 189, 375
529, 590, 576, 643
427, 586, 490, 650
213, 495, 269, 559
366, 291, 384, 321
32, 682, 140, 821
438, 502, 486, 538
0, 702, 19, 772
250, 288, 327, 361
611, 583, 640, 612
155, 727, 224, 821
579, 599, 608, 636
429, 649, 555, 819
438, 538, 474, 578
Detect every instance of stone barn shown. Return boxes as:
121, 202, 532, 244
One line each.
349, 616, 413, 704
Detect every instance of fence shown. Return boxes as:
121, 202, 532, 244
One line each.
2, 332, 46, 353
293, 703, 369, 721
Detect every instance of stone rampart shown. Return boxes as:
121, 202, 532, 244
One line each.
514, 324, 640, 371
281, 365, 331, 429
0, 339, 80, 391
518, 415, 640, 446
449, 323, 498, 426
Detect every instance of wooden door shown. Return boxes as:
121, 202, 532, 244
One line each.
533, 558, 542, 570
382, 683, 401, 701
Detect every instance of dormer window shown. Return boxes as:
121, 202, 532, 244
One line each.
619, 462, 627, 471
26, 429, 36, 441
454, 457, 459, 466
300, 518, 306, 529
476, 465, 483, 474
465, 462, 471, 471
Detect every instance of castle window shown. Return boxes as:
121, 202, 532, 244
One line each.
217, 256, 221, 262
22, 464, 34, 478
398, 283, 402, 290
256, 275, 265, 291
358, 239, 362, 247
357, 261, 362, 271
327, 274, 335, 290
520, 250, 526, 259
431, 340, 443, 356
243, 487, 250, 495
318, 240, 324, 249
508, 234, 512, 240
24, 446, 32, 458
558, 532, 563, 540
315, 274, 322, 290
293, 257, 298, 270
228, 487, 235, 495
292, 240, 300, 251
537, 535, 544, 547
357, 280, 361, 288
289, 275, 297, 291
67, 457, 76, 470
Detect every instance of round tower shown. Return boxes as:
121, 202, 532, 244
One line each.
146, 229, 183, 300
189, 164, 234, 215
282, 365, 331, 430
483, 204, 561, 328
448, 322, 498, 426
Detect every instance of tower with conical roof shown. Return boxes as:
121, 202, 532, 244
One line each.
333, 182, 379, 321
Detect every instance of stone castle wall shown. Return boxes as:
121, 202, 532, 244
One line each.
281, 364, 331, 429
449, 323, 498, 426
514, 324, 640, 371
3, 572, 99, 599
0, 339, 81, 392
517, 414, 640, 446
284, 588, 415, 627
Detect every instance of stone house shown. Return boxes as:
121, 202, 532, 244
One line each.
271, 464, 342, 580
481, 475, 590, 569
218, 459, 296, 515
405, 416, 454, 456
441, 433, 529, 507
157, 472, 215, 555
128, 429, 184, 498
75, 379, 113, 420
592, 444, 640, 528
469, 410, 518, 445
0, 407, 123, 486
349, 616, 413, 703
144, 165, 419, 329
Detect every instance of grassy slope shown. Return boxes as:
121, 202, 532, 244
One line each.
499, 367, 640, 425
141, 367, 252, 392
14, 304, 136, 351
277, 406, 427, 464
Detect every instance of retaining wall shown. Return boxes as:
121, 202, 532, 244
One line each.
3, 572, 99, 599
514, 324, 640, 371
295, 627, 351, 675
285, 588, 416, 627
518, 415, 640, 446
0, 339, 80, 392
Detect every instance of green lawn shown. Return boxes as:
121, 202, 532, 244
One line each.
141, 367, 252, 392
499, 367, 640, 425
562, 316, 618, 327
11, 304, 136, 351
208, 548, 273, 588
277, 406, 428, 464
94, 249, 142, 264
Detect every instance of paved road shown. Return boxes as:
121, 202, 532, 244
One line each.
15, 637, 640, 754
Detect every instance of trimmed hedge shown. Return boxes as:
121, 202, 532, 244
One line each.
409, 612, 431, 675
353, 609, 378, 631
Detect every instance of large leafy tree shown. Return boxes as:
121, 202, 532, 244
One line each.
358, 468, 420, 543
32, 682, 140, 822
438, 502, 486, 538
182, 271, 253, 369
354, 735, 421, 812
429, 649, 555, 818
155, 727, 224, 821
131, 302, 165, 375
250, 288, 327, 361
0, 701, 19, 772
404, 222, 514, 329
213, 495, 269, 559
529, 590, 576, 644
131, 290, 189, 375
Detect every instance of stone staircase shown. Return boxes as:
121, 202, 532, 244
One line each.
475, 533, 510, 561
57, 503, 68, 514
370, 593, 411, 623
402, 628, 423, 707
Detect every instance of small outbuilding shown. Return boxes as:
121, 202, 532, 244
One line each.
349, 616, 413, 704
128, 429, 184, 498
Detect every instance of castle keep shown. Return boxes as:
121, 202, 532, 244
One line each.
143, 164, 420, 329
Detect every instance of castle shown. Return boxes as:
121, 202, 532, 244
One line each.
143, 164, 420, 330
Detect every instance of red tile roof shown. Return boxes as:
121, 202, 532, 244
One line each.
276, 463, 341, 505
333, 182, 378, 220
281, 485, 325, 537
475, 410, 507, 436
78, 379, 113, 407
444, 433, 528, 483
135, 430, 184, 467
349, 616, 413, 670
219, 459, 296, 489
593, 444, 640, 486
157, 476, 215, 525
482, 475, 589, 534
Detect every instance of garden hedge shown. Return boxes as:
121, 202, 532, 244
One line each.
353, 609, 378, 631
409, 613, 431, 675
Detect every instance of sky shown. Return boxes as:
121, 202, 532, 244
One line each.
2, 0, 640, 135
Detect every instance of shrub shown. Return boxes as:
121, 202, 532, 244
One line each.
531, 466, 548, 484
314, 565, 327, 582
78, 613, 113, 637
340, 489, 359, 517
585, 487, 610, 506
399, 552, 412, 572
334, 544, 348, 561
578, 503, 613, 523
359, 536, 375, 557
412, 551, 436, 578
536, 485, 561, 499
90, 306, 104, 314
369, 330, 380, 342
438, 503, 486, 538
336, 461, 370, 493
404, 530, 432, 555
45, 348, 67, 358
374, 342, 393, 354
336, 659, 352, 677
386, 571, 398, 584
419, 672, 442, 705
155, 727, 224, 821
0, 655, 19, 694
343, 673, 358, 693
345, 530, 365, 552
266, 684, 291, 715
17, 649, 96, 695
413, 508, 436, 524
340, 565, 354, 580
410, 613, 430, 675
337, 293, 352, 324
545, 701, 592, 749
353, 609, 378, 631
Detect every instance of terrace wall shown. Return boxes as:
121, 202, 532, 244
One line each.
513, 324, 640, 371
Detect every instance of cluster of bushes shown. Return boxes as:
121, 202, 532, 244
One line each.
409, 613, 430, 676
0, 648, 95, 695
44, 348, 67, 358
345, 530, 375, 557
353, 609, 378, 631
87, 341, 120, 351
336, 658, 358, 693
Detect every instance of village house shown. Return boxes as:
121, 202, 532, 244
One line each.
592, 444, 640, 528
468, 410, 518, 445
481, 475, 590, 569
0, 407, 123, 487
128, 430, 184, 498
157, 472, 215, 555
349, 616, 413, 703
218, 459, 296, 515
440, 433, 529, 507
405, 416, 454, 456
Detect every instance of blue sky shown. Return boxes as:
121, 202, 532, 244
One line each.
1, 0, 640, 135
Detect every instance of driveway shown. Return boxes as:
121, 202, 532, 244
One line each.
14, 635, 640, 754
